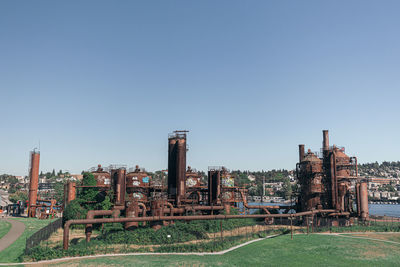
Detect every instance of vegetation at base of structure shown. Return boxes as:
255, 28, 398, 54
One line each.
62, 172, 113, 227
24, 228, 288, 261
0, 217, 57, 263
98, 216, 258, 245
0, 220, 12, 239
62, 199, 88, 226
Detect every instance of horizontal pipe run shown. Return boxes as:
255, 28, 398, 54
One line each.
63, 209, 336, 250
327, 212, 350, 216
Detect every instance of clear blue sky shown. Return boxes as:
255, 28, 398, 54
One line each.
1, 1, 400, 176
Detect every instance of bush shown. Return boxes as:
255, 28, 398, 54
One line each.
62, 199, 87, 226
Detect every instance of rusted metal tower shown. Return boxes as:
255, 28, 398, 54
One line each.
168, 130, 188, 205
28, 149, 40, 217
297, 130, 368, 222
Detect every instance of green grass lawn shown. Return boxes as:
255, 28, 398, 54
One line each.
0, 220, 11, 240
0, 217, 56, 263
49, 234, 400, 267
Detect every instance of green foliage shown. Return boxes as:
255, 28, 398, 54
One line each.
96, 195, 113, 210
379, 184, 396, 192
63, 199, 87, 225
79, 172, 99, 209
8, 191, 28, 203
25, 226, 287, 261
98, 216, 257, 246
52, 181, 65, 204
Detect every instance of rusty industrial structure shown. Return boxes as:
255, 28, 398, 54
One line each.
28, 149, 40, 217
62, 130, 369, 249
26, 149, 61, 218
296, 130, 369, 225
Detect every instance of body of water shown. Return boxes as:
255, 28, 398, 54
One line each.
369, 204, 400, 218
244, 202, 400, 217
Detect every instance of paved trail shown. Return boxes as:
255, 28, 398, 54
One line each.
0, 218, 25, 252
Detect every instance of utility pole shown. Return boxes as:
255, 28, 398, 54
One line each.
263, 176, 265, 197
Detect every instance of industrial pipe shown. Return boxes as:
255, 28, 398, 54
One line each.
138, 202, 147, 226
85, 209, 121, 242
63, 210, 336, 249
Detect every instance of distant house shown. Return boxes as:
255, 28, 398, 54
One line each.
70, 174, 83, 181
247, 175, 256, 182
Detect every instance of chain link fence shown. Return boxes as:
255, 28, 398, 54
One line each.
25, 218, 62, 254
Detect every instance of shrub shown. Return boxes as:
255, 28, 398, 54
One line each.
62, 199, 87, 226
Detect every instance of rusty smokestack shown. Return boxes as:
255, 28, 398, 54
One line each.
323, 130, 329, 151
28, 150, 40, 217
299, 144, 305, 162
359, 181, 369, 220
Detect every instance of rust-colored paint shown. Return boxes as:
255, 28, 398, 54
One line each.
167, 131, 187, 205
299, 144, 305, 162
297, 130, 365, 219
28, 151, 40, 217
322, 130, 329, 151
67, 182, 76, 203
360, 182, 369, 220
92, 165, 111, 187
208, 169, 221, 205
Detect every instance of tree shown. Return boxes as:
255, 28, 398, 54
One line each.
63, 199, 87, 225
9, 191, 28, 203
51, 169, 56, 177
53, 181, 65, 203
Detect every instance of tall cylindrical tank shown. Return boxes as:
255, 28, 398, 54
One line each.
168, 138, 177, 196
299, 144, 305, 162
28, 150, 40, 217
323, 130, 329, 151
167, 131, 187, 205
208, 169, 221, 205
359, 182, 369, 220
176, 138, 186, 203
297, 151, 323, 211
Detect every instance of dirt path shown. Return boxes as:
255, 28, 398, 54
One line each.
0, 218, 25, 251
